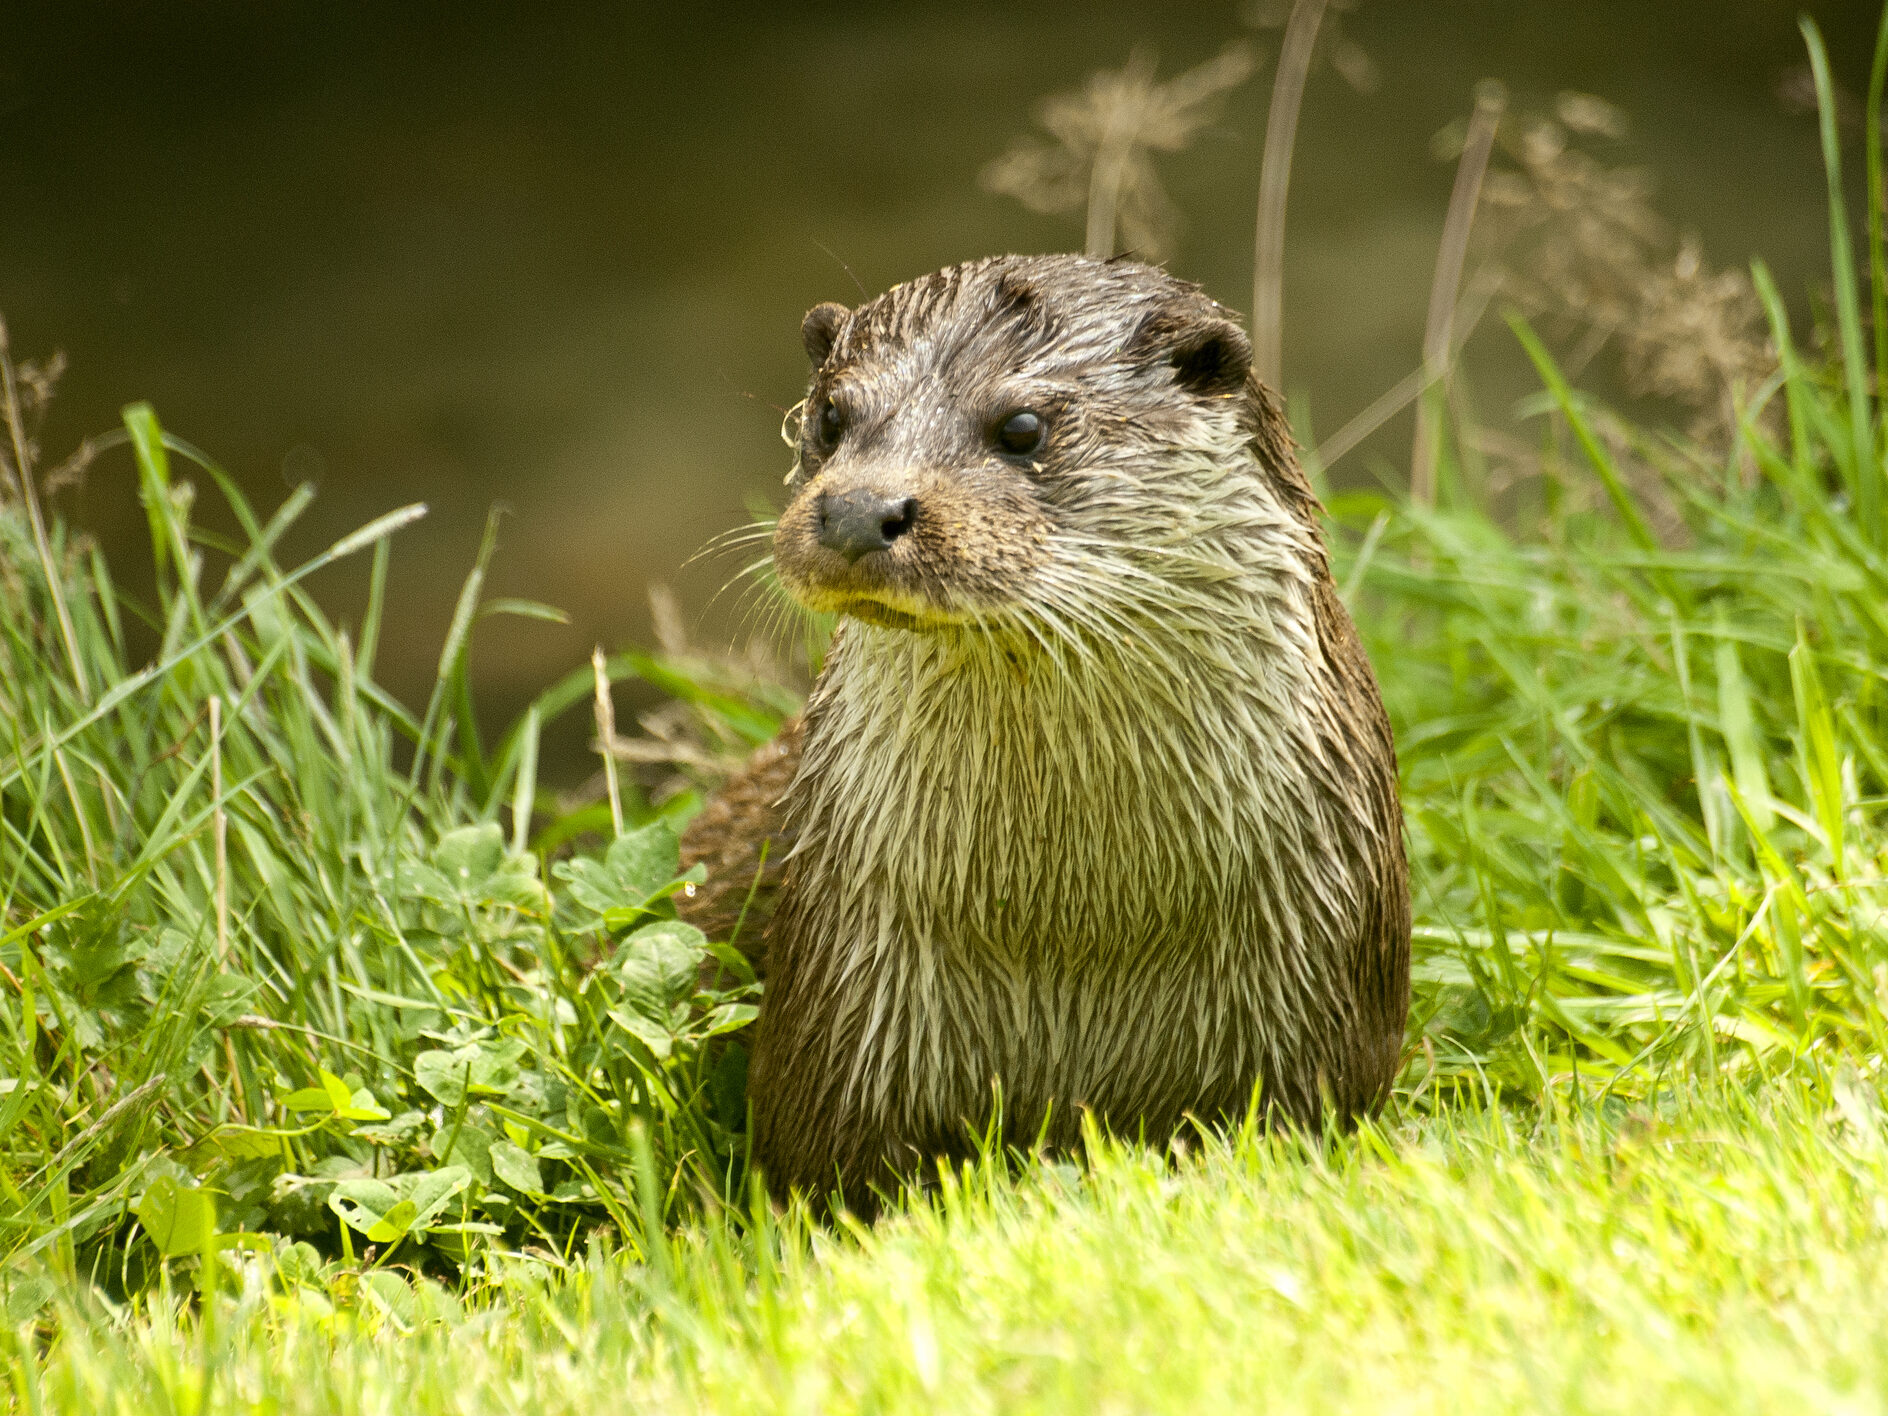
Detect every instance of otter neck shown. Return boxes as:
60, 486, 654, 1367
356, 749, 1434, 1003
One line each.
786, 558, 1348, 972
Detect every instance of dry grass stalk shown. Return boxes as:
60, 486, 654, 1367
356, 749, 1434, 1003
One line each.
0, 316, 90, 699
980, 43, 1256, 262
1313, 265, 1501, 473
1241, 0, 1379, 95
1250, 0, 1329, 389
592, 645, 624, 838
563, 585, 797, 823
1412, 81, 1508, 505
1467, 93, 1775, 452
621, 586, 787, 776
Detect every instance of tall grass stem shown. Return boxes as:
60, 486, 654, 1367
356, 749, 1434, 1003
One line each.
1085, 49, 1156, 258
593, 646, 624, 839
1412, 82, 1506, 505
1251, 0, 1327, 389
0, 317, 90, 700
1313, 268, 1498, 470
511, 704, 540, 856
1868, 3, 1888, 405
209, 694, 227, 962
1803, 17, 1880, 541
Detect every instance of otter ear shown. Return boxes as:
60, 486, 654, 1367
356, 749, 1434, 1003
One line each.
1167, 316, 1252, 397
1134, 308, 1251, 396
802, 302, 850, 365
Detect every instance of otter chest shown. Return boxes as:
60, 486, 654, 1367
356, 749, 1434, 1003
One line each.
785, 654, 1334, 1146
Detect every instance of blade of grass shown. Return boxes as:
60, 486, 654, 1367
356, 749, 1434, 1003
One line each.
0, 503, 426, 792
1506, 311, 1663, 557
593, 647, 624, 839
1789, 622, 1845, 877
1413, 81, 1505, 506
1867, 1, 1888, 407
1251, 0, 1327, 389
1802, 17, 1879, 542
509, 705, 540, 856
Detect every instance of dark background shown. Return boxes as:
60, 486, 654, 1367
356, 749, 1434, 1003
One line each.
3, 0, 1880, 764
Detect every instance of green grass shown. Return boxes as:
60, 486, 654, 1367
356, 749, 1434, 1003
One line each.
0, 411, 776, 1282
7, 13, 1888, 1411
12, 1077, 1888, 1413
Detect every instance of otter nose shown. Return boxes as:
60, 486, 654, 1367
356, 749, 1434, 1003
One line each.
817, 490, 916, 563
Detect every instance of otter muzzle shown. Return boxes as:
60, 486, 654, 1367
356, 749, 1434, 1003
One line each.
816, 489, 916, 563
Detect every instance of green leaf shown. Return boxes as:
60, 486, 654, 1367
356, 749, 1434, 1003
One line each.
320, 1069, 354, 1113
554, 819, 688, 922
1715, 619, 1773, 834
284, 1069, 391, 1122
212, 1232, 273, 1255
490, 1141, 544, 1196
359, 1270, 421, 1325
201, 974, 260, 1028
1506, 312, 1664, 561
342, 1087, 392, 1122
433, 823, 502, 882
353, 1111, 427, 1147
401, 1167, 474, 1229
479, 598, 571, 624
329, 1180, 405, 1243
121, 402, 171, 489
274, 1241, 329, 1288
607, 1007, 675, 1059
413, 1039, 526, 1107
4, 1275, 54, 1323
187, 1126, 289, 1165
413, 824, 549, 915
1801, 16, 1880, 541
701, 1002, 760, 1037
613, 920, 706, 1021
604, 820, 684, 901
433, 1120, 494, 1186
328, 1167, 471, 1243
135, 1176, 216, 1257
122, 402, 174, 580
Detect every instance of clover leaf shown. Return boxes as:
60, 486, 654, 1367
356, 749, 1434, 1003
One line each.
280, 1068, 391, 1122
406, 824, 550, 917
554, 819, 702, 928
328, 1166, 471, 1244
413, 1038, 526, 1107
135, 1176, 217, 1256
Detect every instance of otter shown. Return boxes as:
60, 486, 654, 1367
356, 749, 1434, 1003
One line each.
679, 254, 1409, 1211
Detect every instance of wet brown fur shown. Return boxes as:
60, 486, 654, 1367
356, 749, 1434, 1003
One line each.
681, 255, 1409, 1213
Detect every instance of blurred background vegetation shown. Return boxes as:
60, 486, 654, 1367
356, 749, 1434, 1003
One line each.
4, 0, 1883, 776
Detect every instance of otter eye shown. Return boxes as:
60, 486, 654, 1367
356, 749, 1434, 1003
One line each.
815, 398, 844, 451
994, 409, 1044, 456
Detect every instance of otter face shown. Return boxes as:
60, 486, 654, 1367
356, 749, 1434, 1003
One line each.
771, 255, 1257, 635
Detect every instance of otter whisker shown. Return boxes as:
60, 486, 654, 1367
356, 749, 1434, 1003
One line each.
705, 553, 782, 619
685, 520, 780, 571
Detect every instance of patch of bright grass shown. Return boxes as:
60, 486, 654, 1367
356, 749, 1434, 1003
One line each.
12, 1076, 1888, 1413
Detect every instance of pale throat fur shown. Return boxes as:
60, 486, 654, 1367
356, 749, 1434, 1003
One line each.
687, 254, 1409, 1205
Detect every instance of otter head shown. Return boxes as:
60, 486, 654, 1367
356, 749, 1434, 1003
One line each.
772, 255, 1264, 638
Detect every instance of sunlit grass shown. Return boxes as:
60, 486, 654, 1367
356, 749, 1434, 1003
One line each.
12, 1074, 1888, 1413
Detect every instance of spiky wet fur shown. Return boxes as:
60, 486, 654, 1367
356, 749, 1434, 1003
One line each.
686, 255, 1408, 1211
